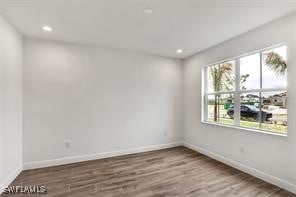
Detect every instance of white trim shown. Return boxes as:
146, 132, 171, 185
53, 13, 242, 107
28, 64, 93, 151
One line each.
234, 58, 240, 126
23, 142, 182, 170
202, 42, 286, 69
0, 165, 23, 195
3, 142, 296, 195
206, 88, 287, 95
182, 142, 296, 194
202, 68, 207, 121
201, 120, 288, 137
202, 44, 288, 134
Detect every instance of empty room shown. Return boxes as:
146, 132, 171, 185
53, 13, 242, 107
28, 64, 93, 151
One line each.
0, 0, 296, 196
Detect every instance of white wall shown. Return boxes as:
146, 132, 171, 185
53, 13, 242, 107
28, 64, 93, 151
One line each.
23, 38, 183, 166
3, 7, 295, 194
0, 15, 23, 191
183, 12, 296, 191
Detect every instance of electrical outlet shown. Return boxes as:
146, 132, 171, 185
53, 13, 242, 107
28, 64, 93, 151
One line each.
239, 147, 245, 154
65, 142, 70, 148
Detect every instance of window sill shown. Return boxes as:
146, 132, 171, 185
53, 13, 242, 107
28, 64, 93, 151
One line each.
201, 121, 288, 137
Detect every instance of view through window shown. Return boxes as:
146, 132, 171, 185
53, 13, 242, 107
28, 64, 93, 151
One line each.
204, 45, 287, 135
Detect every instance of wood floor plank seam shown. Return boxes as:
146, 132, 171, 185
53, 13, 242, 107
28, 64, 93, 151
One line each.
1, 146, 295, 197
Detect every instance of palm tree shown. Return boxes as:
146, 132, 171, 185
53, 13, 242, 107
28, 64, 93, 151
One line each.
210, 63, 233, 121
209, 51, 286, 122
265, 52, 287, 75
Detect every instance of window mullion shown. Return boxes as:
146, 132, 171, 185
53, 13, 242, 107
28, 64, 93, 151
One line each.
202, 44, 287, 135
259, 52, 263, 128
234, 58, 240, 126
203, 68, 208, 121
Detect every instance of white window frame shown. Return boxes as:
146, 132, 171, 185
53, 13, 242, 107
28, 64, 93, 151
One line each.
202, 44, 288, 136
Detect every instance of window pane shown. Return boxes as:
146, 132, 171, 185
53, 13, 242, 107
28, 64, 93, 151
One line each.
207, 95, 216, 122
219, 94, 234, 125
240, 93, 260, 129
207, 61, 235, 93
240, 53, 260, 90
262, 46, 287, 89
203, 45, 288, 135
207, 65, 218, 93
219, 61, 235, 92
207, 94, 234, 125
261, 91, 287, 134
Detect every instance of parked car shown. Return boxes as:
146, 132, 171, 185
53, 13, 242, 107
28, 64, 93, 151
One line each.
227, 105, 272, 121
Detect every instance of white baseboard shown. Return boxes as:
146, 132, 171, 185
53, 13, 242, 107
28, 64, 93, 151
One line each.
182, 142, 296, 194
0, 165, 23, 195
13, 141, 296, 194
23, 142, 182, 170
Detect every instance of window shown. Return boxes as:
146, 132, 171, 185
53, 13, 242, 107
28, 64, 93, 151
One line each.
203, 45, 287, 135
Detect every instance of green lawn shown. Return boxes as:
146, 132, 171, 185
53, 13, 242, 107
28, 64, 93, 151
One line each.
207, 118, 287, 134
207, 104, 287, 134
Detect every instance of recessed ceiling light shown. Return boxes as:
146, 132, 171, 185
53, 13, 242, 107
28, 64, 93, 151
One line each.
177, 49, 183, 54
42, 26, 52, 32
143, 7, 153, 15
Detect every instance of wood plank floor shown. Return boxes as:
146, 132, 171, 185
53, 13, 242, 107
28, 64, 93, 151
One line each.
1, 147, 295, 197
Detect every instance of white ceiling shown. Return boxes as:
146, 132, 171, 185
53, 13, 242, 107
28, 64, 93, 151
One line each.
0, 0, 295, 59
